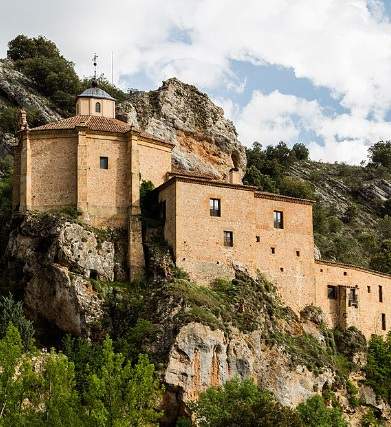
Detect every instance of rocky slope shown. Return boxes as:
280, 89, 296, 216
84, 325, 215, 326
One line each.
1, 213, 127, 336
0, 59, 245, 179
119, 78, 246, 179
1, 214, 389, 425
0, 59, 61, 156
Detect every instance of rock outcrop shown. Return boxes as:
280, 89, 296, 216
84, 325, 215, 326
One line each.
118, 78, 246, 179
2, 213, 127, 336
165, 322, 333, 407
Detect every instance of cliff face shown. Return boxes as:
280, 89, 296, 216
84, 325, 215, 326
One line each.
1, 213, 127, 336
0, 59, 61, 156
119, 78, 246, 179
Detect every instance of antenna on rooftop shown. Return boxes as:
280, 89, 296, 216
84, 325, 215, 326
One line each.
92, 53, 98, 87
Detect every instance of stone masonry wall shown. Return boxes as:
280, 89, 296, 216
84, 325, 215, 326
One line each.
30, 131, 77, 210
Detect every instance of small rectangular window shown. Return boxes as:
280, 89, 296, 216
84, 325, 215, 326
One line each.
210, 199, 221, 217
274, 211, 284, 229
224, 231, 233, 247
328, 285, 337, 300
296, 250, 300, 257
256, 236, 260, 242
348, 288, 358, 308
367, 286, 371, 293
382, 313, 386, 331
271, 247, 275, 254
100, 156, 108, 169
379, 285, 383, 303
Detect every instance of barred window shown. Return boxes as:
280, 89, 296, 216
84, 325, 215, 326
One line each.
210, 199, 221, 217
224, 231, 233, 247
274, 210, 284, 229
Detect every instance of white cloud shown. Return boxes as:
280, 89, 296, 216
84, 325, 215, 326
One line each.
227, 90, 391, 164
2, 0, 391, 162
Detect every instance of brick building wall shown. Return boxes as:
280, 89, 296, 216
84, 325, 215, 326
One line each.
158, 175, 391, 338
30, 131, 77, 210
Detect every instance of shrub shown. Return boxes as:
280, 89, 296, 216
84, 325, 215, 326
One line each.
191, 378, 302, 427
279, 176, 314, 199
8, 35, 80, 114
292, 142, 309, 161
368, 140, 391, 169
333, 327, 367, 360
365, 333, 391, 403
0, 294, 35, 350
297, 395, 347, 427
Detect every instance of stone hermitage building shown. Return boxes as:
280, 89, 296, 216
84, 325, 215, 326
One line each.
12, 84, 391, 339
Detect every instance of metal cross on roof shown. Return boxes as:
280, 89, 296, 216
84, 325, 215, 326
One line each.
92, 53, 98, 79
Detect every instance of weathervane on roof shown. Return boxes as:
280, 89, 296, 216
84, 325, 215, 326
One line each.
92, 53, 98, 87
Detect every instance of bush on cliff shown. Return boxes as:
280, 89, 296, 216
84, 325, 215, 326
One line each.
191, 377, 302, 427
365, 333, 391, 404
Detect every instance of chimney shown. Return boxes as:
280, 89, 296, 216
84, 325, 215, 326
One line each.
229, 168, 241, 185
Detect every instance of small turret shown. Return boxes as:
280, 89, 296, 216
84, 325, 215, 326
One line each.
75, 54, 116, 118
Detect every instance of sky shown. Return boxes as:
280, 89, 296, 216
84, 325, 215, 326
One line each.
1, 0, 391, 164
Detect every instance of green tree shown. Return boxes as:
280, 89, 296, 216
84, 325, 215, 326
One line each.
42, 350, 82, 426
292, 143, 310, 161
370, 240, 391, 274
365, 333, 391, 403
84, 336, 162, 426
0, 295, 35, 350
191, 377, 302, 427
368, 141, 391, 169
297, 395, 347, 427
7, 35, 81, 114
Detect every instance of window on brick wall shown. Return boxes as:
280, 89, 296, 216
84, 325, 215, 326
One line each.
382, 313, 386, 331
379, 285, 383, 303
327, 285, 337, 300
210, 198, 221, 217
100, 156, 108, 169
224, 231, 233, 247
274, 210, 284, 229
349, 288, 358, 308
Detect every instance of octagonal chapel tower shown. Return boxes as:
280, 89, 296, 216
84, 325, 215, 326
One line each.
76, 81, 116, 118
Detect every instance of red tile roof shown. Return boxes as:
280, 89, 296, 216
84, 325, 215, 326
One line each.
30, 115, 132, 133
29, 115, 174, 147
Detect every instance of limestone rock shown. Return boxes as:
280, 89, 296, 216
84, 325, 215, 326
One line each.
3, 213, 127, 336
0, 59, 61, 123
118, 78, 246, 180
165, 322, 334, 406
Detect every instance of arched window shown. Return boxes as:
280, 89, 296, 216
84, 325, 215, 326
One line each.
95, 102, 101, 113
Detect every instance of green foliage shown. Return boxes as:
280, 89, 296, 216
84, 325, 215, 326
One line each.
361, 408, 383, 426
279, 175, 314, 199
191, 377, 302, 427
0, 294, 35, 350
292, 142, 310, 161
297, 395, 347, 427
368, 141, 391, 169
0, 156, 13, 214
365, 333, 391, 403
167, 273, 290, 334
85, 336, 162, 426
243, 141, 313, 200
333, 327, 367, 360
42, 350, 82, 426
370, 239, 391, 274
346, 380, 359, 408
